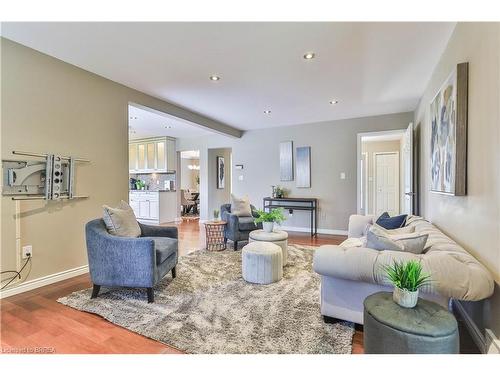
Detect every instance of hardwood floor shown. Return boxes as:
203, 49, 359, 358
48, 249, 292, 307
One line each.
0, 219, 476, 354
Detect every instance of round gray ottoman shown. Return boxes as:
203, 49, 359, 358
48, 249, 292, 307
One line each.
249, 229, 288, 265
241, 241, 283, 284
363, 292, 459, 354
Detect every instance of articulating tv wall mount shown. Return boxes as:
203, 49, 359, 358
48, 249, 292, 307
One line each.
2, 150, 90, 201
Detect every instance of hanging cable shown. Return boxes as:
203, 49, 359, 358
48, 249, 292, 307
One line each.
1, 256, 31, 290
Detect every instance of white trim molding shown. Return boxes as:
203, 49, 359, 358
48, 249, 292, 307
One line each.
278, 226, 348, 236
0, 264, 89, 299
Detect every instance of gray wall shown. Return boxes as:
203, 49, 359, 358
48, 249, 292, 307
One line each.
414, 23, 500, 344
178, 112, 413, 231
207, 148, 232, 219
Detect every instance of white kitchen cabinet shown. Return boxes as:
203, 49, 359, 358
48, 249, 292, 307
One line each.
129, 137, 175, 173
129, 144, 138, 171
129, 191, 177, 225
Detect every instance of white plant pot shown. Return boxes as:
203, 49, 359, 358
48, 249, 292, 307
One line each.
262, 222, 275, 233
393, 287, 419, 308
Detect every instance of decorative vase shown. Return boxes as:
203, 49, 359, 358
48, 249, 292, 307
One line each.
393, 286, 418, 308
262, 222, 274, 233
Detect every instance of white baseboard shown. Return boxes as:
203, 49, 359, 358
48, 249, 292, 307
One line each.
453, 300, 487, 353
278, 225, 348, 236
0, 264, 89, 299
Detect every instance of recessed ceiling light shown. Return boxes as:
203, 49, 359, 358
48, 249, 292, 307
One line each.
164, 125, 172, 129
209, 75, 221, 81
129, 116, 138, 120
303, 52, 315, 60
329, 100, 339, 105
264, 110, 272, 114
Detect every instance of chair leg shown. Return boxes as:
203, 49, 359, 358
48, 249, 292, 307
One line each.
172, 266, 177, 279
91, 284, 100, 299
234, 241, 238, 250
147, 287, 154, 303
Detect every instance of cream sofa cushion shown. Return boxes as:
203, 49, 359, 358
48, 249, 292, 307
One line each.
103, 200, 141, 237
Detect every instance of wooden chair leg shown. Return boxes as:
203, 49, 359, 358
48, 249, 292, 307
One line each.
147, 287, 154, 303
172, 266, 177, 279
91, 284, 100, 299
234, 241, 238, 250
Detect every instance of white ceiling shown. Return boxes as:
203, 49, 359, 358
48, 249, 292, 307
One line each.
2, 22, 456, 131
128, 105, 215, 139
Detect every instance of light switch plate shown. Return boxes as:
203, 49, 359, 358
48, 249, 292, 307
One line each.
340, 172, 346, 180
238, 175, 244, 181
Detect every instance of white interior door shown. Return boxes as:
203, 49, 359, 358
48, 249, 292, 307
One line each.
374, 152, 399, 216
402, 123, 414, 215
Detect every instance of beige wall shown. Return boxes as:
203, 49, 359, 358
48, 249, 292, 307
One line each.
0, 38, 232, 289
414, 23, 500, 283
361, 140, 401, 215
414, 22, 500, 339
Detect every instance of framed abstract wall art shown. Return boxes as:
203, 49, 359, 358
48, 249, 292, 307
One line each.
217, 156, 225, 189
430, 62, 468, 196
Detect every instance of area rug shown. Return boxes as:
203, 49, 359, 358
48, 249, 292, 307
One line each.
58, 245, 354, 354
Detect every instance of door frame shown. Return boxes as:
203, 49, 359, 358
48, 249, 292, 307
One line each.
373, 151, 400, 216
356, 129, 406, 214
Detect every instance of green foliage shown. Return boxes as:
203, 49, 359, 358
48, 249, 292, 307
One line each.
213, 209, 220, 219
384, 260, 431, 292
254, 208, 286, 225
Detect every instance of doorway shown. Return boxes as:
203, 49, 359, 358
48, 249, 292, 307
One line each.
373, 152, 399, 216
357, 126, 413, 216
179, 150, 200, 220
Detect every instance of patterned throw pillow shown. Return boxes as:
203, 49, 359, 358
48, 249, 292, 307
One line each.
230, 194, 253, 217
103, 200, 141, 237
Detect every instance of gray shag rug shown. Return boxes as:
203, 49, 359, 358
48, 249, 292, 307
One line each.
58, 244, 354, 354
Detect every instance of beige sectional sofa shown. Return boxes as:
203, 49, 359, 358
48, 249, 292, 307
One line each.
313, 215, 495, 324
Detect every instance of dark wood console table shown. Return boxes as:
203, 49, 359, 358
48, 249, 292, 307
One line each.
263, 197, 318, 236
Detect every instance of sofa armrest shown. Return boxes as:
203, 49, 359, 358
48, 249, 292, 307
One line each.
348, 214, 375, 238
222, 210, 239, 232
139, 223, 178, 239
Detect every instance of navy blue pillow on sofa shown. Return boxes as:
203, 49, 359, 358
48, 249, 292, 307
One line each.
375, 212, 407, 229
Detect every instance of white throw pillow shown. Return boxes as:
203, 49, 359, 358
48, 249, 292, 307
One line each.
230, 194, 252, 217
103, 200, 141, 237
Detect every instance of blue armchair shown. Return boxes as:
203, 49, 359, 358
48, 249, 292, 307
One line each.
220, 204, 262, 250
85, 219, 178, 303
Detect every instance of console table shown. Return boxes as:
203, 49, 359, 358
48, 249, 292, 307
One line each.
263, 197, 318, 236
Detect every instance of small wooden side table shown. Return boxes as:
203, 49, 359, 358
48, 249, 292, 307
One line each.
204, 221, 227, 251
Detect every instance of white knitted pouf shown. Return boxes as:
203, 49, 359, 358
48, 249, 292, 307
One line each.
249, 229, 289, 265
241, 241, 283, 284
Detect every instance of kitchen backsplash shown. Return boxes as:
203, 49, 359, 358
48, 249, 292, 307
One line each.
130, 172, 176, 191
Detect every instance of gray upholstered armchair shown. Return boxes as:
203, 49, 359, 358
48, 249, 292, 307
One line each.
85, 219, 178, 303
220, 204, 262, 250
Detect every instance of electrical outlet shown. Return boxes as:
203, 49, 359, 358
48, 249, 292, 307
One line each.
22, 245, 33, 259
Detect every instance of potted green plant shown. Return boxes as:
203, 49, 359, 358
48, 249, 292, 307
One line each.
384, 260, 431, 308
254, 208, 286, 233
213, 209, 220, 221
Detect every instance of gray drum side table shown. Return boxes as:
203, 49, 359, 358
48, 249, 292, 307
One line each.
363, 292, 459, 354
